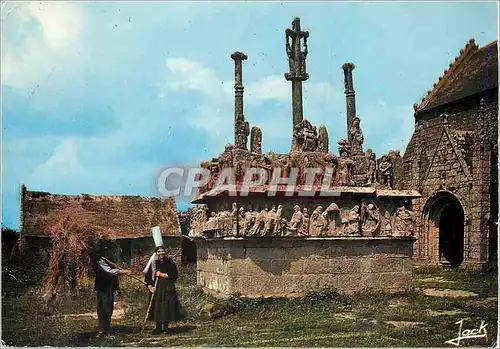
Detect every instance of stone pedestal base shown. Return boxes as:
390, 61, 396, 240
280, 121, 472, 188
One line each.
196, 237, 416, 298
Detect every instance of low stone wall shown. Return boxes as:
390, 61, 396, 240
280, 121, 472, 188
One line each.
196, 237, 415, 297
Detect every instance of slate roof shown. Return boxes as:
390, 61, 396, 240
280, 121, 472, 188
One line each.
416, 39, 498, 115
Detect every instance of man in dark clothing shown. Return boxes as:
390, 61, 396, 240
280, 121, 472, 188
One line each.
92, 242, 132, 336
143, 246, 185, 334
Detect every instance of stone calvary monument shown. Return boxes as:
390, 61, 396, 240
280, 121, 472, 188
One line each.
189, 18, 421, 297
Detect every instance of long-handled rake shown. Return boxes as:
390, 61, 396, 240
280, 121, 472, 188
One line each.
141, 277, 159, 334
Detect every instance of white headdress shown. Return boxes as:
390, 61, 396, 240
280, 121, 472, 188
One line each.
142, 226, 163, 275
152, 226, 163, 247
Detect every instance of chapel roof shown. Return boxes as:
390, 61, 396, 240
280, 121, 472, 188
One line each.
415, 39, 498, 115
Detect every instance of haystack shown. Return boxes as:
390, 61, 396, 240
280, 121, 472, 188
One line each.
40, 204, 119, 308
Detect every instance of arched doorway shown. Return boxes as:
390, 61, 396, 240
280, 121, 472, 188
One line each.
423, 191, 465, 268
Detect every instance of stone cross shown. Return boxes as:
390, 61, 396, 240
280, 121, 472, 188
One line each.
231, 51, 250, 150
342, 62, 356, 144
285, 17, 309, 151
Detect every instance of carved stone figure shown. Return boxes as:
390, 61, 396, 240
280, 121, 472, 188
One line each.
189, 204, 209, 237
350, 117, 364, 154
361, 203, 381, 236
216, 210, 232, 237
230, 203, 238, 236
393, 205, 416, 237
205, 212, 218, 232
250, 206, 269, 236
238, 206, 246, 236
280, 156, 291, 177
286, 205, 303, 236
274, 205, 285, 235
366, 152, 377, 185
337, 157, 355, 186
300, 207, 310, 236
244, 205, 256, 235
318, 126, 329, 153
218, 144, 234, 170
273, 205, 283, 235
309, 206, 328, 236
235, 118, 250, 150
324, 202, 341, 235
264, 205, 277, 236
382, 211, 392, 236
344, 205, 361, 236
285, 17, 309, 82
378, 155, 393, 189
294, 119, 319, 152
300, 34, 308, 76
206, 162, 220, 192
286, 33, 294, 73
338, 138, 351, 157
250, 126, 262, 154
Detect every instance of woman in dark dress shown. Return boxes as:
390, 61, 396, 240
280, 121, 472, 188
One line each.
144, 246, 185, 334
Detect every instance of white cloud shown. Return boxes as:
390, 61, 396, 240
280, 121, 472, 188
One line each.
25, 2, 82, 48
165, 58, 220, 94
31, 138, 80, 177
1, 2, 83, 89
246, 75, 289, 102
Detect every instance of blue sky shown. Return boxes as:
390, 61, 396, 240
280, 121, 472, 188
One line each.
2, 1, 498, 229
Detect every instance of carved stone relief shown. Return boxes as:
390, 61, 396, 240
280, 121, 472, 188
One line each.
293, 119, 319, 152
188, 204, 209, 237
308, 206, 328, 236
192, 199, 416, 239
392, 204, 416, 237
361, 202, 381, 236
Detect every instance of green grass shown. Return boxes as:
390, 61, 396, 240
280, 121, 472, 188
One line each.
2, 263, 497, 347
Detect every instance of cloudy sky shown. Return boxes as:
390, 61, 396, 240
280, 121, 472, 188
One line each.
2, 1, 498, 229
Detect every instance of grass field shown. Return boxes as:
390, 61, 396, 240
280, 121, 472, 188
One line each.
2, 264, 497, 347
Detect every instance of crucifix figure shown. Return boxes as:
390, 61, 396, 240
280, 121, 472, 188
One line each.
285, 17, 309, 151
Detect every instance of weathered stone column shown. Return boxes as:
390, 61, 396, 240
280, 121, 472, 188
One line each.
231, 52, 250, 150
343, 62, 356, 143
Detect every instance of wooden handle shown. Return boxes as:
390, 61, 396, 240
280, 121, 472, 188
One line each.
101, 257, 149, 287
141, 278, 159, 334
